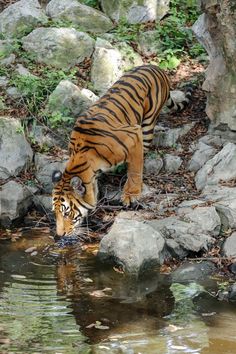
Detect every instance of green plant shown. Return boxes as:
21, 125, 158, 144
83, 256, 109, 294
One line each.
11, 67, 77, 116
111, 18, 143, 42
80, 0, 99, 8
48, 111, 74, 129
0, 97, 6, 110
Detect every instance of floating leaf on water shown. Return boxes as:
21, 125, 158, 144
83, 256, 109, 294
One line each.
94, 324, 110, 330
83, 278, 93, 283
89, 288, 112, 298
165, 324, 184, 332
86, 323, 96, 329
25, 246, 37, 253
201, 312, 216, 317
30, 251, 38, 256
113, 266, 124, 274
11, 274, 26, 279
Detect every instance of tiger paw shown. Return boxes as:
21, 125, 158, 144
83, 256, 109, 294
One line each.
121, 193, 141, 208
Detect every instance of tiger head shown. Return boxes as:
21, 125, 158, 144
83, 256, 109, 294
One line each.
51, 170, 91, 237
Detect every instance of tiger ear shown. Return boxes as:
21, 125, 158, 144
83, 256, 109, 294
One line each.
70, 176, 86, 197
52, 170, 62, 183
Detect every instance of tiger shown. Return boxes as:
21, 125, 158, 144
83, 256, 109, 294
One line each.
52, 64, 192, 237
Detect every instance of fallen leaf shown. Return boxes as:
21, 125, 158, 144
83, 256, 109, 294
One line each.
89, 288, 112, 298
25, 246, 37, 253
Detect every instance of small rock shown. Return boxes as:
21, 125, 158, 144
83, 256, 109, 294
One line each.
195, 142, 236, 190
137, 30, 162, 56
0, 76, 9, 88
35, 153, 68, 193
0, 181, 33, 227
163, 154, 182, 173
171, 261, 216, 283
144, 156, 163, 175
6, 86, 21, 99
0, 53, 16, 66
188, 141, 217, 172
198, 134, 225, 148
152, 123, 195, 148
47, 80, 98, 117
228, 283, 236, 301
15, 63, 35, 77
201, 185, 236, 230
0, 117, 33, 179
222, 232, 236, 258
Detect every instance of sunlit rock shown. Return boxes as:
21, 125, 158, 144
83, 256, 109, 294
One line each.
98, 218, 165, 274
0, 0, 48, 38
91, 38, 143, 95
101, 0, 170, 23
22, 27, 95, 68
46, 0, 114, 34
47, 79, 98, 118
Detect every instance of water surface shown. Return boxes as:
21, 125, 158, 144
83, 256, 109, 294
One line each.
0, 229, 236, 353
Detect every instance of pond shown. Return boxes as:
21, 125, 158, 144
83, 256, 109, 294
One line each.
0, 229, 236, 354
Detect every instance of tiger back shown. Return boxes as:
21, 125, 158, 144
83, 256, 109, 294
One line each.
52, 65, 172, 236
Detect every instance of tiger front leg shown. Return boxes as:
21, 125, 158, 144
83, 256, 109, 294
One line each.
121, 128, 143, 207
79, 169, 98, 208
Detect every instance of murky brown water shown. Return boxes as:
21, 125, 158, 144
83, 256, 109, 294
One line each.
0, 229, 236, 354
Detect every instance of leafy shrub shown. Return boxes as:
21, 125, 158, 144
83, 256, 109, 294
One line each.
112, 0, 205, 70
10, 67, 77, 126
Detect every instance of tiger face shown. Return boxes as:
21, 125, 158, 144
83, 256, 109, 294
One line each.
52, 171, 91, 237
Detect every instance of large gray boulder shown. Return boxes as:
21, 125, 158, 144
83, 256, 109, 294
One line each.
47, 80, 98, 117
0, 117, 33, 180
0, 0, 48, 38
195, 143, 236, 190
91, 38, 143, 95
35, 153, 68, 193
192, 1, 236, 131
148, 216, 214, 254
177, 205, 221, 237
0, 181, 33, 227
46, 0, 113, 34
22, 27, 95, 68
98, 217, 165, 274
101, 0, 170, 23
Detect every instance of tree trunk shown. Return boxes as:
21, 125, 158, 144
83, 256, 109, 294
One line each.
192, 0, 236, 132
